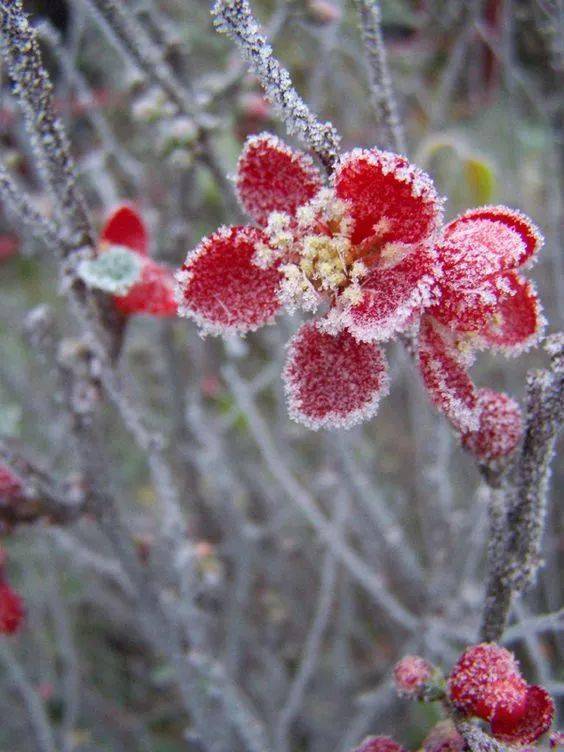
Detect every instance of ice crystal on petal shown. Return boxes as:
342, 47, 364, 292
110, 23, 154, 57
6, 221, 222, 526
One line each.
176, 225, 282, 335
418, 317, 479, 433
334, 148, 443, 246
236, 133, 322, 225
461, 388, 523, 461
478, 273, 545, 356
78, 246, 143, 296
283, 322, 389, 430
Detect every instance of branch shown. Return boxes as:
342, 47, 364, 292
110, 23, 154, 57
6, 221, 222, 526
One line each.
0, 0, 93, 249
353, 0, 405, 153
212, 0, 341, 173
480, 334, 564, 642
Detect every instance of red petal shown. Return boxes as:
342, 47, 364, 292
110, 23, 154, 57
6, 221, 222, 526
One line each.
283, 321, 389, 430
342, 244, 439, 342
115, 259, 177, 317
447, 205, 543, 269
448, 644, 527, 722
334, 149, 442, 246
100, 204, 148, 256
462, 388, 523, 461
176, 226, 282, 335
418, 316, 479, 432
236, 133, 323, 225
479, 273, 544, 355
492, 685, 554, 745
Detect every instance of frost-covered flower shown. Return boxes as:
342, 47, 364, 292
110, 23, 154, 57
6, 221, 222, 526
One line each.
418, 206, 544, 450
448, 643, 554, 746
393, 654, 433, 697
97, 204, 177, 317
176, 133, 443, 429
422, 721, 465, 752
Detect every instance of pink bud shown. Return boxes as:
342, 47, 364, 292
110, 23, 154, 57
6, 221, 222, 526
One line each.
393, 654, 433, 696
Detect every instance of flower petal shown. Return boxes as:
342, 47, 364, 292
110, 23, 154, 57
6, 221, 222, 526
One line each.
100, 204, 148, 256
334, 148, 443, 246
418, 316, 479, 432
491, 685, 554, 746
236, 133, 323, 225
176, 226, 282, 335
115, 259, 177, 317
461, 388, 523, 462
479, 273, 545, 355
341, 244, 439, 342
447, 205, 543, 269
283, 321, 389, 430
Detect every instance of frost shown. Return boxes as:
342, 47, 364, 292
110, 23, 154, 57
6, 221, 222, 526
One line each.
78, 245, 143, 295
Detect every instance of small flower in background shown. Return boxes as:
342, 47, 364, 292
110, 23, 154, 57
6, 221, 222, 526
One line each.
0, 464, 24, 506
306, 0, 342, 25
353, 736, 407, 752
0, 549, 24, 635
422, 721, 465, 752
418, 206, 544, 448
448, 643, 554, 746
393, 654, 433, 697
79, 204, 177, 317
0, 234, 19, 263
177, 132, 443, 429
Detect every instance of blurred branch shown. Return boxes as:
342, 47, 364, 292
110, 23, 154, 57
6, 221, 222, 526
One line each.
353, 0, 405, 153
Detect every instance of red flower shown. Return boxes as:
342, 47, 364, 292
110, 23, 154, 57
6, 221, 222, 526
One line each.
418, 206, 543, 446
99, 204, 177, 317
353, 736, 407, 752
176, 133, 442, 429
0, 578, 24, 635
422, 721, 465, 752
393, 654, 433, 697
448, 644, 554, 746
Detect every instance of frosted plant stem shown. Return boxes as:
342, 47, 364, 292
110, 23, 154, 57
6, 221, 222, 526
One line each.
353, 0, 405, 153
0, 642, 57, 752
0, 162, 61, 247
212, 0, 341, 173
480, 334, 564, 642
0, 0, 94, 249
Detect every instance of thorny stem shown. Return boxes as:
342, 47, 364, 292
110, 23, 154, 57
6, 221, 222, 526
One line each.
480, 334, 564, 642
354, 0, 406, 153
212, 0, 341, 174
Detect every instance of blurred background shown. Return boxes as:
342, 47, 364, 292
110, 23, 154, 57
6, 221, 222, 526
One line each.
0, 1, 562, 750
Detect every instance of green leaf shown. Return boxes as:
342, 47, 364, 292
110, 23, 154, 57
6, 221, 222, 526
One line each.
464, 157, 496, 205
77, 246, 142, 295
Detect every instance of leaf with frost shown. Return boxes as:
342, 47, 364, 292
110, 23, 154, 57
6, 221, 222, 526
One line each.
77, 246, 143, 295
